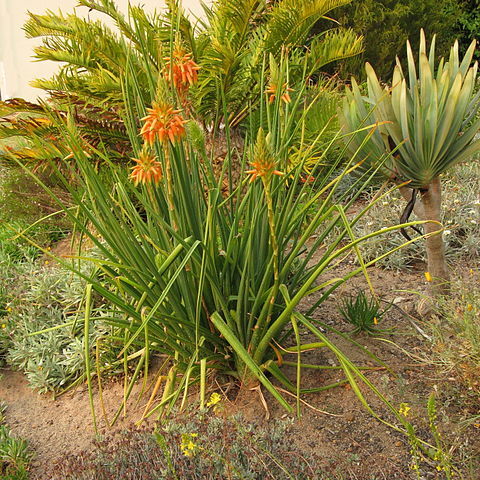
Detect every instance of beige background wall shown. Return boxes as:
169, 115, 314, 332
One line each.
0, 0, 205, 101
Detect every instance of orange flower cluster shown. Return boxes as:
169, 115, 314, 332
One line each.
164, 45, 200, 94
130, 150, 163, 186
247, 128, 284, 184
300, 174, 315, 184
140, 102, 187, 145
246, 160, 284, 183
265, 82, 293, 104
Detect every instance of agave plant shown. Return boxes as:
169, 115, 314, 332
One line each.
340, 30, 480, 295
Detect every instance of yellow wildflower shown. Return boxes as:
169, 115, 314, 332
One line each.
180, 433, 199, 457
206, 392, 221, 407
424, 272, 432, 282
399, 403, 411, 417
467, 304, 473, 312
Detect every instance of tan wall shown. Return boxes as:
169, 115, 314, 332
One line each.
0, 0, 205, 101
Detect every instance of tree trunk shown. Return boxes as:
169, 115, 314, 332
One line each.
419, 177, 450, 295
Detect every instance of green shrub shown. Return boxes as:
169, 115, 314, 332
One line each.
327, 0, 461, 80
453, 0, 480, 61
3, 259, 120, 393
430, 278, 480, 399
0, 404, 32, 480
37, 39, 430, 417
0, 166, 70, 235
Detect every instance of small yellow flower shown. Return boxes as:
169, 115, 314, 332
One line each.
424, 272, 432, 282
373, 316, 378, 325
6, 307, 12, 313
1, 324, 6, 329
399, 402, 411, 417
467, 304, 473, 312
44, 260, 50, 266
180, 433, 199, 457
206, 392, 221, 407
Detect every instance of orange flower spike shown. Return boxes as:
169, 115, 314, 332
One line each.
140, 102, 187, 145
265, 82, 293, 104
265, 83, 277, 103
164, 44, 200, 92
280, 83, 293, 103
246, 129, 284, 183
245, 157, 284, 183
130, 151, 163, 186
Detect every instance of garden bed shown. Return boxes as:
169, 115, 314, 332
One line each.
2, 262, 479, 479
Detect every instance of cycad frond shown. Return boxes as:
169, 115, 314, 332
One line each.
264, 0, 352, 52
308, 28, 364, 72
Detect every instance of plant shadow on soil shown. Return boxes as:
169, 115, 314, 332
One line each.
1, 259, 479, 480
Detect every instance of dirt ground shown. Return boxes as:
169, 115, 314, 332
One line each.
1, 260, 479, 479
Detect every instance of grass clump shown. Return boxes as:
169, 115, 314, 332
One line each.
430, 276, 480, 399
338, 291, 391, 335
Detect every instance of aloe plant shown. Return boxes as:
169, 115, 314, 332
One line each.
340, 30, 480, 295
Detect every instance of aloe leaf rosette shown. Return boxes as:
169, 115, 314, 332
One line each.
340, 30, 480, 294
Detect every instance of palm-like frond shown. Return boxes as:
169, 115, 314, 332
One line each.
11, 0, 364, 166
263, 0, 352, 52
308, 28, 364, 73
0, 96, 130, 169
195, 0, 361, 122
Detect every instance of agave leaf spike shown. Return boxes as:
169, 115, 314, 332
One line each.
419, 28, 427, 57
419, 53, 433, 110
428, 34, 436, 71
425, 81, 438, 161
436, 57, 445, 82
459, 40, 477, 76
406, 40, 417, 92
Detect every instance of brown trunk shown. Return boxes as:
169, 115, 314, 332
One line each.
419, 177, 450, 295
